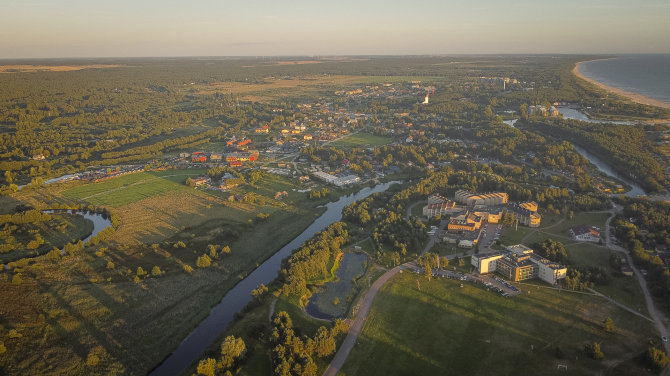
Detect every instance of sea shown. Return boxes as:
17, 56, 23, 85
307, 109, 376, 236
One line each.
579, 55, 670, 106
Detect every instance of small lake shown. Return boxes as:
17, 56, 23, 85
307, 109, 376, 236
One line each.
44, 209, 113, 244
149, 180, 402, 376
4, 210, 112, 269
305, 252, 368, 320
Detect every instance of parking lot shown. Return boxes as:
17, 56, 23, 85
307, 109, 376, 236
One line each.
478, 223, 503, 252
406, 264, 522, 297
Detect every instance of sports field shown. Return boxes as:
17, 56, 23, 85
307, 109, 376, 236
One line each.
330, 133, 392, 148
340, 272, 657, 376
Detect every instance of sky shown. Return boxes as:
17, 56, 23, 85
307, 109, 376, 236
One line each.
1, 0, 669, 58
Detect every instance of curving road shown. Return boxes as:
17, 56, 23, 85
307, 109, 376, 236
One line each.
604, 203, 670, 375
322, 265, 404, 376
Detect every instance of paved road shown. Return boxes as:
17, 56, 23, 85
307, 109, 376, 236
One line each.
604, 203, 670, 375
322, 265, 404, 376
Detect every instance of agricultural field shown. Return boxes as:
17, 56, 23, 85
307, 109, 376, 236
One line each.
330, 133, 392, 148
340, 272, 659, 376
61, 170, 204, 207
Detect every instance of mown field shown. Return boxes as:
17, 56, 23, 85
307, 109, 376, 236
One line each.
340, 272, 658, 376
60, 170, 206, 207
330, 133, 393, 148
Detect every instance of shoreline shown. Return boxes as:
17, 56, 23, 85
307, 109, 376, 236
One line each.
573, 60, 670, 110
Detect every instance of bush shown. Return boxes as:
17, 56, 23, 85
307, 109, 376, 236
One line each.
86, 353, 100, 367
646, 347, 669, 370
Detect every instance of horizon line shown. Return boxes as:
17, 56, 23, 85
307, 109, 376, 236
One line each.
2, 52, 670, 61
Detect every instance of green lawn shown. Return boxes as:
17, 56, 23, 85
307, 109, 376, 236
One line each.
61, 170, 206, 207
341, 273, 657, 376
330, 133, 392, 148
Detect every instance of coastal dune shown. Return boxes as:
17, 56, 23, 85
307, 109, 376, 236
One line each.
573, 61, 670, 110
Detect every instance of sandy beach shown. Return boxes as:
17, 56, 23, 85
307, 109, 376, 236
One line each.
573, 60, 670, 110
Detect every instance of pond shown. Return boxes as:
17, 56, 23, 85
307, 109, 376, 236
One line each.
305, 252, 368, 320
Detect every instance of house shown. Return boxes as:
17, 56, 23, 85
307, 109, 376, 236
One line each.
191, 152, 207, 163
569, 225, 600, 242
192, 176, 210, 187
209, 153, 223, 162
254, 125, 269, 133
621, 266, 634, 277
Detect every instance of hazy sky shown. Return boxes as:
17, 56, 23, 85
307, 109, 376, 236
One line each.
1, 0, 669, 58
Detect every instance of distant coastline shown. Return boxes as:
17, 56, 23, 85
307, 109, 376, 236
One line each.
573, 60, 670, 110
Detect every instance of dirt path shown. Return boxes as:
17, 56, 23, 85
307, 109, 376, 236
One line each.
405, 200, 427, 220
519, 217, 565, 244
322, 265, 404, 376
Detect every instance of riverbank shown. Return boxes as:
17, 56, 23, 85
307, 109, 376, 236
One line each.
573, 60, 670, 110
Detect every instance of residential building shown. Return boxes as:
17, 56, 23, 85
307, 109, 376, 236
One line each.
569, 225, 600, 242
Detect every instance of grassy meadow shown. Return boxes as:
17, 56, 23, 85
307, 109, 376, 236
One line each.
340, 272, 658, 376
330, 133, 392, 148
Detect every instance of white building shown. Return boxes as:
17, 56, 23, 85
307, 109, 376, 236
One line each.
569, 225, 600, 243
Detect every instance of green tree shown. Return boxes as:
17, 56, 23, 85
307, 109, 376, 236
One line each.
107, 261, 115, 269
86, 352, 100, 367
151, 266, 163, 276
602, 317, 615, 333
186, 177, 195, 187
440, 257, 449, 268
646, 347, 669, 370
222, 245, 231, 254
136, 267, 146, 276
252, 284, 269, 298
11, 273, 22, 284
197, 358, 216, 376
196, 254, 212, 268
425, 264, 432, 281
219, 335, 246, 370
585, 341, 604, 360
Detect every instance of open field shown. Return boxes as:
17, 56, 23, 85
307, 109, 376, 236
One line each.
0, 170, 336, 374
340, 272, 658, 376
330, 133, 393, 148
60, 170, 205, 207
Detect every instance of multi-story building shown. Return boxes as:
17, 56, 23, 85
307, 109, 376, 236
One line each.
455, 189, 508, 207
508, 202, 541, 227
471, 244, 567, 285
423, 201, 458, 218
447, 211, 483, 232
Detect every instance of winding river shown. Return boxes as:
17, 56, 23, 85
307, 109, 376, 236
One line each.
149, 181, 401, 376
570, 144, 646, 197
